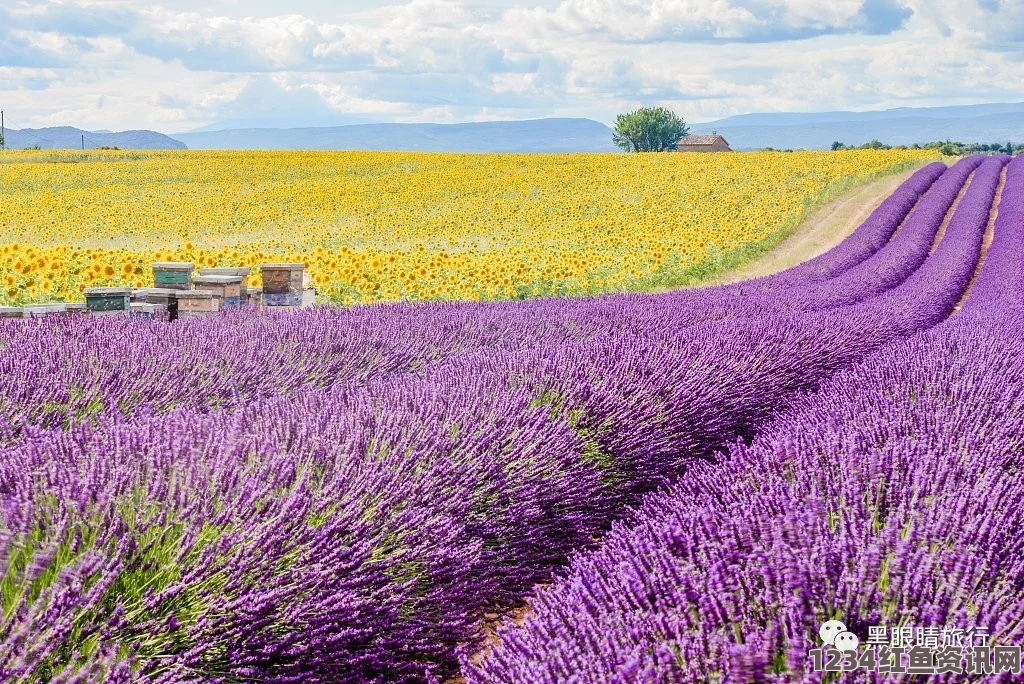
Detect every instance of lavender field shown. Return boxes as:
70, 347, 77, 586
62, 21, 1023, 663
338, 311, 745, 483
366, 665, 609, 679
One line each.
1, 154, 1021, 682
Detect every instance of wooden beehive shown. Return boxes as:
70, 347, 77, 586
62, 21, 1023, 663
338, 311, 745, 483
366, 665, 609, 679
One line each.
152, 262, 194, 290
243, 287, 262, 306
130, 302, 167, 319
198, 267, 250, 291
175, 290, 220, 316
0, 306, 24, 319
261, 263, 305, 295
262, 289, 316, 310
136, 288, 180, 320
262, 292, 302, 307
192, 274, 243, 309
65, 303, 88, 316
84, 287, 132, 312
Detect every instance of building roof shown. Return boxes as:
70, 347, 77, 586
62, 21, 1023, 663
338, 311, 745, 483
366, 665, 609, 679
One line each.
677, 134, 729, 146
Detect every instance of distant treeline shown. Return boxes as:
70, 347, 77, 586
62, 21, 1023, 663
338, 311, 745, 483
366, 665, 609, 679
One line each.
829, 140, 1022, 155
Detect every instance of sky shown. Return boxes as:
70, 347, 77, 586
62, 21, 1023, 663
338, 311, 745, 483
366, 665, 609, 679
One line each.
1, 0, 1022, 133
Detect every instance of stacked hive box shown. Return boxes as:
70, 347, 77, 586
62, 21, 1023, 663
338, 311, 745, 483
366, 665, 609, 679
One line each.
65, 303, 88, 316
192, 274, 244, 309
152, 262, 194, 290
261, 263, 313, 308
175, 290, 219, 318
135, 288, 180, 321
199, 267, 251, 304
130, 302, 167, 319
84, 287, 132, 316
244, 288, 263, 306
0, 307, 24, 319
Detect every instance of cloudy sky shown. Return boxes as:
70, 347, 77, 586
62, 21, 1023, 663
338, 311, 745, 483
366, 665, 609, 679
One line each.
1, 0, 1022, 133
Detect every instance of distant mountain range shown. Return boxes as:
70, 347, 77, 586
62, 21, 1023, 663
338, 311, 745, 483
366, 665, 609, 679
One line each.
3, 126, 186, 150
188, 113, 379, 133
4, 103, 1021, 153
689, 102, 1024, 149
170, 118, 617, 152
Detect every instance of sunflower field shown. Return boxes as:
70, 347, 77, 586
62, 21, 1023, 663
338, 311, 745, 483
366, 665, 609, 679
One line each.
0, 148, 938, 305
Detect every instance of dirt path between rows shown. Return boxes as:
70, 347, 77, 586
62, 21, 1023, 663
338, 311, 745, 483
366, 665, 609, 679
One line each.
706, 166, 922, 286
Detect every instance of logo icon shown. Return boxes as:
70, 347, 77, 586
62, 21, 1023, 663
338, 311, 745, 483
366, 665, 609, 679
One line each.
819, 620, 858, 651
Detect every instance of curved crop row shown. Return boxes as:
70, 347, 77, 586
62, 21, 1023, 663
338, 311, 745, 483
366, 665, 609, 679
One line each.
963, 155, 1024, 311
716, 160, 946, 291
681, 155, 981, 318
0, 159, 1000, 681
466, 155, 1022, 684
467, 312, 1024, 683
0, 161, 960, 442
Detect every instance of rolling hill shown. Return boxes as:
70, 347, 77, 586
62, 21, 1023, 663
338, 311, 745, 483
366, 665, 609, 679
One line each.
689, 102, 1024, 149
170, 118, 618, 152
3, 126, 186, 150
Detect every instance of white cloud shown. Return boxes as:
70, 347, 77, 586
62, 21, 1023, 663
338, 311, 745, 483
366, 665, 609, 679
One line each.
0, 0, 1021, 131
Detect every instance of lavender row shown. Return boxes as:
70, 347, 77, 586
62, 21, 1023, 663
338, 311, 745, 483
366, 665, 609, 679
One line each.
466, 156, 1022, 684
0, 161, 998, 680
0, 162, 956, 442
718, 160, 946, 291
467, 309, 1024, 683
963, 154, 1024, 311
687, 155, 981, 318
0, 369, 609, 682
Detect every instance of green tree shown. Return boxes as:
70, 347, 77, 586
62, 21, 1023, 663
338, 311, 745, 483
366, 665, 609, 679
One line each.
830, 141, 846, 151
612, 106, 689, 152
939, 142, 961, 156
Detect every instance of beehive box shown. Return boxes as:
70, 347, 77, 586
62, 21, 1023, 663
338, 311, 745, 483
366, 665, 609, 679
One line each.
152, 262, 194, 290
137, 288, 180, 320
261, 263, 305, 295
24, 303, 68, 318
192, 274, 243, 309
198, 267, 250, 291
243, 287, 262, 306
262, 289, 316, 309
131, 302, 167, 319
65, 303, 88, 316
85, 287, 132, 312
0, 306, 24, 319
175, 290, 220, 315
262, 292, 302, 307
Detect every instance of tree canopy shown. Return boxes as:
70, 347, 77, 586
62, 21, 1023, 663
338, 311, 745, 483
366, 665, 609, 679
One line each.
613, 107, 689, 153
